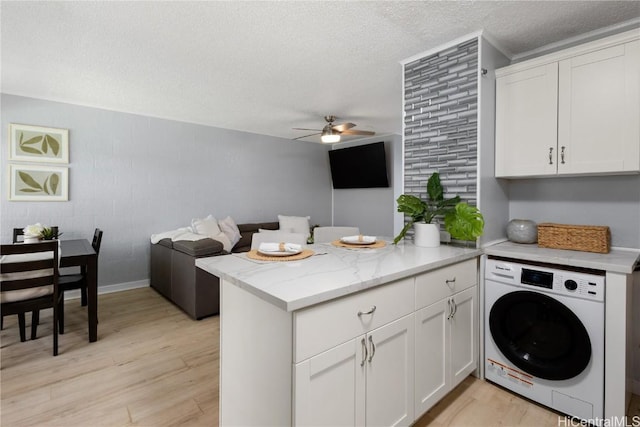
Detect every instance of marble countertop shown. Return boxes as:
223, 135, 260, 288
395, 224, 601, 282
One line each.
196, 241, 481, 312
483, 241, 640, 274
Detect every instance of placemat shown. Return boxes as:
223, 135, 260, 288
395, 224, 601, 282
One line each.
246, 249, 315, 262
331, 240, 387, 249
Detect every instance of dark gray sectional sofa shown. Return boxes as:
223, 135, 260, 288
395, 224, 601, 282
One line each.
149, 221, 279, 319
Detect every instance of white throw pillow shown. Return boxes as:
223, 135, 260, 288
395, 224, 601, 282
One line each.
213, 231, 233, 252
218, 216, 241, 247
191, 215, 220, 238
278, 215, 311, 236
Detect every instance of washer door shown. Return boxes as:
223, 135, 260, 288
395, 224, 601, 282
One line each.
489, 290, 591, 380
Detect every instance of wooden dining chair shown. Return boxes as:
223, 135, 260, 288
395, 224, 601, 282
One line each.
0, 240, 61, 356
2, 226, 60, 332
58, 228, 103, 334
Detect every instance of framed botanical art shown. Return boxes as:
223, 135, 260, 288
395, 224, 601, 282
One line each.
9, 164, 69, 201
9, 123, 69, 164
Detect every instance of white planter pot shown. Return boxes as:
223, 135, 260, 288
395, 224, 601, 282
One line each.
413, 223, 440, 248
24, 236, 41, 244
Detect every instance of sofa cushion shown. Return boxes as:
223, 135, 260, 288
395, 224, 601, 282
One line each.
157, 238, 173, 248
173, 239, 224, 257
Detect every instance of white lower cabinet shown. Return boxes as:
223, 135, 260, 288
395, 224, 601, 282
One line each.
414, 298, 449, 413
449, 287, 477, 386
291, 259, 478, 426
294, 339, 365, 426
415, 286, 477, 418
294, 314, 415, 427
365, 315, 415, 427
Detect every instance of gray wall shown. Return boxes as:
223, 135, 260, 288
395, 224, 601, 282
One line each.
331, 135, 401, 238
508, 175, 640, 248
1, 94, 333, 287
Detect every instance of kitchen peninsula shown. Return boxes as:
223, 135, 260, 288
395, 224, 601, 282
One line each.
197, 241, 481, 426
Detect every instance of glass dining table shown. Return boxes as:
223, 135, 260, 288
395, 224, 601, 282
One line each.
59, 239, 98, 342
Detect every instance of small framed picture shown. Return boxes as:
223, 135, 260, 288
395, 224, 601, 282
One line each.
8, 164, 69, 201
8, 123, 69, 164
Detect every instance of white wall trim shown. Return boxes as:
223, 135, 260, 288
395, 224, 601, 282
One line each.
63, 280, 149, 300
511, 18, 640, 63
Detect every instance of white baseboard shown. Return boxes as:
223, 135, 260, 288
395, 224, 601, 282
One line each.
63, 280, 149, 300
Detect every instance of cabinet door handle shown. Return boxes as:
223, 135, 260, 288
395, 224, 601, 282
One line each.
357, 305, 376, 317
368, 335, 376, 363
445, 277, 456, 287
548, 147, 554, 165
451, 299, 458, 319
560, 146, 566, 164
447, 299, 452, 320
360, 338, 368, 367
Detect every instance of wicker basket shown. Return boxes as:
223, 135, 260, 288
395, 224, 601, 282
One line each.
537, 223, 610, 254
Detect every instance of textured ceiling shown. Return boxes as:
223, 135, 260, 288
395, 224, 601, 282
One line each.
2, 1, 639, 143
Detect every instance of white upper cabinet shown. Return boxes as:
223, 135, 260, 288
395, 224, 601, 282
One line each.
495, 63, 559, 177
558, 40, 640, 174
495, 29, 640, 178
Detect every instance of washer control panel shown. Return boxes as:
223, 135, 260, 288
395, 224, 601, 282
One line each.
486, 258, 605, 302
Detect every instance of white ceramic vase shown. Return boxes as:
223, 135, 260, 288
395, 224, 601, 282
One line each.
506, 219, 538, 243
413, 223, 440, 248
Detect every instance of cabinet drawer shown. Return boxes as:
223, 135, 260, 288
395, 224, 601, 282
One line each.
294, 277, 414, 363
415, 259, 477, 310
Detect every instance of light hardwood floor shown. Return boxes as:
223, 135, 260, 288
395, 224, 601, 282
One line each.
1, 287, 638, 426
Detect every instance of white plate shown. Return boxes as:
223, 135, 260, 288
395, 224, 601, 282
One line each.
340, 238, 376, 245
258, 249, 302, 257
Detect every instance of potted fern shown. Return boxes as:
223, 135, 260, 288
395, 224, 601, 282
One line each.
394, 172, 484, 246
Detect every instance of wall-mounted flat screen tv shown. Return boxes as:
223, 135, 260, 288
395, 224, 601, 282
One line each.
328, 141, 389, 189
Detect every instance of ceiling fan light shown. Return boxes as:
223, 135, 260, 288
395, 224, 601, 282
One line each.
321, 125, 340, 143
321, 133, 341, 143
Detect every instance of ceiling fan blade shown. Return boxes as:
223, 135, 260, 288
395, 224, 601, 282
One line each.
332, 122, 356, 132
340, 130, 376, 136
293, 127, 322, 131
293, 132, 321, 140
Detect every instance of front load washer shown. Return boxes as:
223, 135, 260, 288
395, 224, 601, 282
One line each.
484, 257, 605, 424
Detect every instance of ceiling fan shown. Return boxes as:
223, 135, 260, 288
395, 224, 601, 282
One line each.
293, 115, 375, 143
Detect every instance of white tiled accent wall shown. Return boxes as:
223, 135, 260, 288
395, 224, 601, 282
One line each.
402, 39, 479, 239
404, 38, 478, 205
